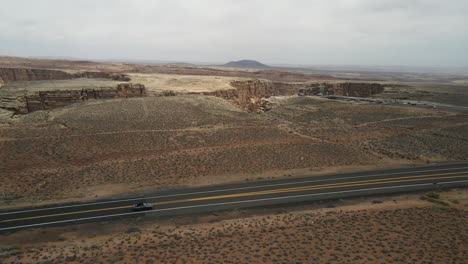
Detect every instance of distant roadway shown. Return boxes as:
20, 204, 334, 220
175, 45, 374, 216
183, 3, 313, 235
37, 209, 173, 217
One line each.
1, 163, 468, 232
325, 95, 468, 113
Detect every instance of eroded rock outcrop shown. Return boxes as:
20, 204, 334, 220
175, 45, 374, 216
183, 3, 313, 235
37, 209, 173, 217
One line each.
206, 79, 302, 112
0, 68, 136, 114
297, 83, 321, 96
115, 83, 146, 97
0, 95, 27, 114
158, 90, 177, 96
0, 68, 73, 82
0, 67, 131, 83
258, 98, 275, 112
298, 82, 384, 97
326, 82, 384, 97
207, 79, 385, 112
3, 83, 146, 114
75, 72, 131, 81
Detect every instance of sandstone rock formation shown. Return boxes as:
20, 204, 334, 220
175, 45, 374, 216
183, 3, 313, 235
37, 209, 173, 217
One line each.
0, 67, 138, 114
110, 74, 131, 81
115, 83, 146, 97
0, 68, 73, 82
0, 95, 27, 114
0, 67, 131, 83
2, 83, 146, 114
74, 71, 109, 79
207, 79, 385, 112
75, 71, 131, 81
298, 82, 384, 97
258, 98, 275, 112
159, 90, 177, 96
297, 83, 321, 96
206, 79, 302, 112
324, 82, 384, 97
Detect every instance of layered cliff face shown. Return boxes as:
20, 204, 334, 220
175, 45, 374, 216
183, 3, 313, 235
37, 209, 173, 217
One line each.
299, 82, 384, 97
3, 83, 146, 114
207, 79, 302, 112
208, 80, 385, 112
0, 68, 73, 82
0, 95, 26, 114
76, 72, 131, 81
324, 82, 384, 97
0, 67, 131, 83
0, 68, 137, 114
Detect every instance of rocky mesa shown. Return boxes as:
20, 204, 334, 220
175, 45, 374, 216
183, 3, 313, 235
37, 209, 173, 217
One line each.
207, 79, 384, 112
0, 67, 139, 114
0, 68, 73, 82
5, 83, 146, 114
0, 67, 131, 83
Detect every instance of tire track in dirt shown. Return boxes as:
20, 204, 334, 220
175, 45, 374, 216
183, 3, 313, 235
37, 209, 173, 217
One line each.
353, 114, 457, 128
0, 125, 270, 142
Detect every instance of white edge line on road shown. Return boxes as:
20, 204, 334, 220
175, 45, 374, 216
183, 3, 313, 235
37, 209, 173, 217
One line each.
1, 180, 467, 231
1, 165, 468, 216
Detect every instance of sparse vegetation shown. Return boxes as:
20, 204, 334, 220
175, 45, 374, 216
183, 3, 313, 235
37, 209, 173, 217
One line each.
1, 94, 467, 206
426, 192, 440, 199
1, 191, 467, 264
420, 192, 450, 206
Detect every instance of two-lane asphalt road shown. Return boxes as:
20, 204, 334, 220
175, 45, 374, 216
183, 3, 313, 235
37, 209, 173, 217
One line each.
1, 163, 468, 232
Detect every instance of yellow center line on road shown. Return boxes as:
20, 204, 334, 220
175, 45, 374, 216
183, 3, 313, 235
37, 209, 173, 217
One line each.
190, 175, 468, 202
1, 171, 467, 224
0, 205, 133, 223
156, 173, 467, 205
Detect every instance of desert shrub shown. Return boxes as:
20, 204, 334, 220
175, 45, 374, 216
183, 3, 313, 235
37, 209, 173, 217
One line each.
426, 192, 440, 199
420, 196, 449, 206
126, 227, 142, 234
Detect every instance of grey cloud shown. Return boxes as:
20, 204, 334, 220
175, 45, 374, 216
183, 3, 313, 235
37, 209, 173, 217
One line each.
0, 0, 467, 67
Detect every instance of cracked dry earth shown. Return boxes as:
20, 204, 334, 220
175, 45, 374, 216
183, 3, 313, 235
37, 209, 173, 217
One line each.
0, 95, 467, 206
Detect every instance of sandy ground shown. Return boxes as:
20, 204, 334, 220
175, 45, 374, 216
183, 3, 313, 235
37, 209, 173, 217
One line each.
128, 73, 241, 94
1, 189, 467, 264
1, 55, 467, 210
0, 95, 467, 208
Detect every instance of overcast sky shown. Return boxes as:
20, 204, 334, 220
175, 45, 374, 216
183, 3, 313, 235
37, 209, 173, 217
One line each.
1, 0, 467, 67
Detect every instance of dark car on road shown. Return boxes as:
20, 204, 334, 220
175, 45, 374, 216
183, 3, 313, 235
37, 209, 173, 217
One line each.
132, 202, 153, 211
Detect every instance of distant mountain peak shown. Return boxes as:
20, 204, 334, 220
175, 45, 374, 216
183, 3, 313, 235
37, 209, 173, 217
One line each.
222, 60, 270, 69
